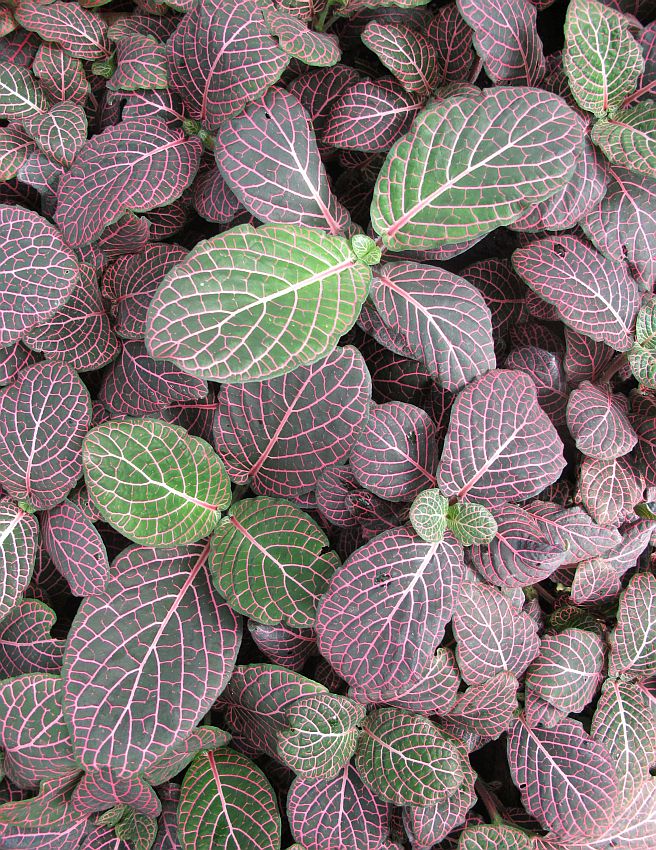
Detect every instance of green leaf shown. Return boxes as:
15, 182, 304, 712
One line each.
178, 748, 281, 850
371, 87, 583, 251
564, 0, 643, 118
115, 808, 158, 850
83, 418, 231, 546
277, 693, 365, 779
592, 101, 656, 178
629, 297, 656, 387
209, 497, 340, 628
355, 707, 464, 805
409, 489, 449, 543
146, 224, 371, 383
350, 234, 382, 266
458, 824, 533, 850
447, 502, 498, 546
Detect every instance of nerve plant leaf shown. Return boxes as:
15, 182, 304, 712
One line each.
564, 0, 643, 118
0, 499, 38, 622
214, 87, 350, 233
213, 347, 371, 499
371, 87, 583, 251
409, 489, 449, 543
579, 455, 643, 526
629, 296, 656, 387
609, 572, 656, 679
349, 401, 439, 502
446, 502, 498, 546
14, 1, 110, 60
567, 381, 638, 459
83, 418, 231, 546
0, 62, 47, 120
437, 370, 566, 505
457, 0, 546, 86
209, 496, 340, 627
262, 2, 341, 67
22, 102, 87, 169
507, 716, 618, 839
277, 693, 365, 779
0, 361, 91, 511
146, 225, 371, 384
62, 542, 241, 777
591, 100, 656, 178
525, 500, 622, 564
316, 526, 464, 693
0, 205, 79, 345
513, 235, 641, 352
55, 119, 202, 247
370, 261, 496, 392
361, 21, 439, 97
167, 0, 289, 130
452, 582, 540, 686
287, 764, 389, 850
178, 748, 280, 850
0, 600, 66, 678
355, 707, 463, 806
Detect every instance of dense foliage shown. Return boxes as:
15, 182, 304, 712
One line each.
0, 0, 655, 849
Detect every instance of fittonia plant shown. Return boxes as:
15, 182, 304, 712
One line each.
0, 0, 655, 848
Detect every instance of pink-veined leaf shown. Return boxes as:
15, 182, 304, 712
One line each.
525, 628, 605, 713
218, 664, 326, 758
349, 647, 461, 716
178, 747, 280, 850
151, 782, 181, 850
583, 166, 656, 292
102, 243, 188, 341
524, 500, 623, 564
0, 124, 35, 181
503, 345, 567, 431
32, 44, 89, 105
453, 582, 540, 686
192, 165, 241, 225
78, 826, 130, 850
457, 0, 545, 85
100, 341, 207, 417
403, 758, 476, 847
277, 693, 365, 779
0, 205, 79, 345
71, 770, 159, 816
22, 102, 87, 169
213, 347, 371, 499
322, 78, 423, 153
361, 21, 439, 97
62, 542, 241, 777
145, 226, 371, 384
83, 418, 231, 547
142, 725, 230, 787
41, 499, 109, 597
55, 119, 202, 247
248, 621, 315, 672
511, 136, 608, 233
564, 327, 615, 387
0, 62, 47, 120
426, 3, 476, 84
0, 673, 77, 786
564, 0, 643, 118
512, 234, 641, 351
567, 381, 638, 459
460, 257, 527, 343
507, 716, 618, 839
371, 261, 495, 392
0, 498, 37, 622
210, 496, 339, 628
23, 264, 119, 372
571, 558, 623, 604
14, 1, 109, 60
287, 64, 361, 144
437, 369, 566, 505
214, 87, 350, 234
592, 680, 656, 805
355, 707, 463, 806
371, 88, 583, 251
609, 572, 656, 679
262, 2, 340, 66
167, 0, 289, 130
604, 519, 654, 575
631, 393, 656, 485
591, 100, 656, 179
564, 779, 656, 850
444, 671, 519, 739
316, 465, 360, 529
0, 600, 65, 678
316, 526, 464, 694
579, 455, 644, 526
107, 34, 168, 93
287, 764, 389, 850
349, 401, 438, 502
0, 361, 91, 511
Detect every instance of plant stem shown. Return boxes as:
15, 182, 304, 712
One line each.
599, 354, 627, 385
475, 780, 504, 825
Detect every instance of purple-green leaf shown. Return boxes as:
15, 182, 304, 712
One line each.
567, 381, 638, 459
609, 572, 656, 679
0, 600, 66, 678
14, 1, 110, 60
0, 499, 37, 622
